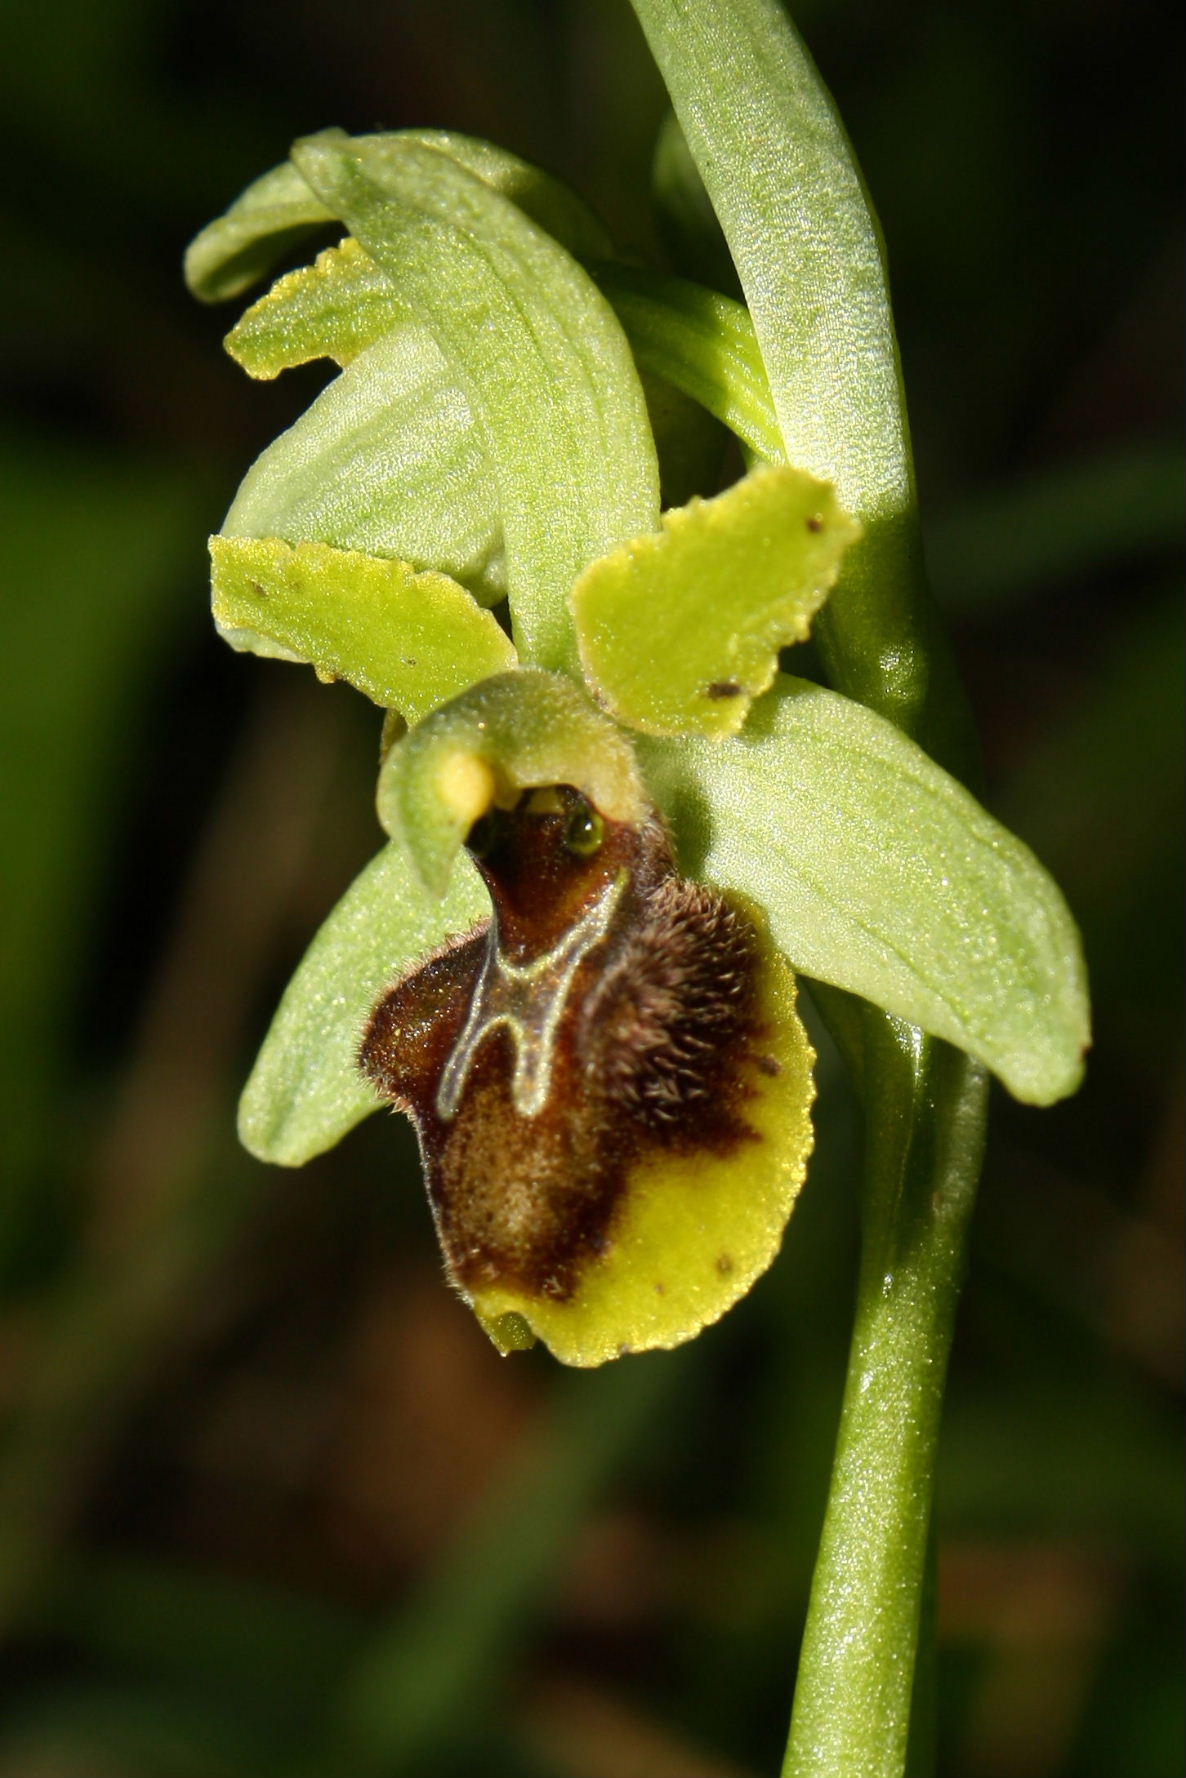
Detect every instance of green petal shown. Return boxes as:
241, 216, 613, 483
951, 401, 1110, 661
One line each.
377, 670, 650, 898
640, 677, 1091, 1104
225, 237, 406, 378
239, 844, 490, 1165
222, 325, 505, 607
571, 465, 860, 736
291, 131, 659, 672
209, 535, 516, 722
184, 162, 336, 304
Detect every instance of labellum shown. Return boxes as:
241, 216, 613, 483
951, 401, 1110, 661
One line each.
361, 772, 816, 1366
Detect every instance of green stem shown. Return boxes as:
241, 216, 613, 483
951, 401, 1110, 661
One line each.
783, 1027, 988, 1778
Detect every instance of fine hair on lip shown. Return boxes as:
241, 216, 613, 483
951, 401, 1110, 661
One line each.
359, 792, 770, 1305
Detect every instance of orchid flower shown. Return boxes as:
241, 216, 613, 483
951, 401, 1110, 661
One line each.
186, 124, 1085, 1374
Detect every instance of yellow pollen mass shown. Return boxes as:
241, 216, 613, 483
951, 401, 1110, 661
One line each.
436, 749, 496, 829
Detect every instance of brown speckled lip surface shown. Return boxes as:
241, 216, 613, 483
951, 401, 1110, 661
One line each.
360, 789, 769, 1304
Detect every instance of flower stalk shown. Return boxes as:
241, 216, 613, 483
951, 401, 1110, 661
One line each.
783, 1029, 988, 1777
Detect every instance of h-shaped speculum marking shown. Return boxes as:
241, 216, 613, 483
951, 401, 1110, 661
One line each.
435, 871, 625, 1122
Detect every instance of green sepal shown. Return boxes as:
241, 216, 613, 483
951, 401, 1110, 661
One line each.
209, 535, 516, 722
224, 130, 613, 379
595, 263, 783, 463
651, 111, 740, 298
222, 325, 505, 607
185, 129, 610, 310
640, 676, 1090, 1105
291, 131, 659, 672
571, 466, 859, 736
239, 843, 490, 1166
346, 129, 612, 261
377, 669, 650, 898
184, 162, 337, 304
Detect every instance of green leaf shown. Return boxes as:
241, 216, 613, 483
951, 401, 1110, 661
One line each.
595, 262, 783, 463
184, 161, 337, 303
209, 535, 516, 722
639, 676, 1090, 1105
239, 843, 489, 1166
376, 670, 650, 898
571, 465, 859, 736
222, 325, 506, 607
291, 131, 659, 672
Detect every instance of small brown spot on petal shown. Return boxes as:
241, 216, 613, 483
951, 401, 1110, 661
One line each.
706, 680, 743, 700
757, 1053, 782, 1077
716, 1254, 734, 1276
654, 1281, 666, 1296
805, 514, 823, 533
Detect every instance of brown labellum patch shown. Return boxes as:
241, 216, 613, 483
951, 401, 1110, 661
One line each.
359, 786, 772, 1309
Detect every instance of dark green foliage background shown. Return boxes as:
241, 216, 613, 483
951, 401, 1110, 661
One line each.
0, 1, 1181, 1773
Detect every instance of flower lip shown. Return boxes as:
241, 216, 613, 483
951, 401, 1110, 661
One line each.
359, 785, 817, 1362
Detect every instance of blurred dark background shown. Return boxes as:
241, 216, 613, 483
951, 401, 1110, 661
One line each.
0, 0, 1181, 1773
